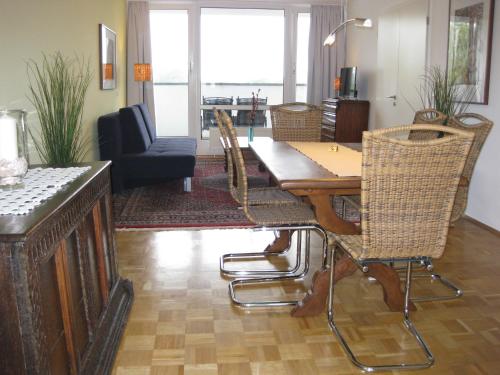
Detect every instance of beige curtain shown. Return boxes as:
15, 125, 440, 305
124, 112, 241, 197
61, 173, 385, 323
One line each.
127, 1, 155, 122
307, 5, 345, 105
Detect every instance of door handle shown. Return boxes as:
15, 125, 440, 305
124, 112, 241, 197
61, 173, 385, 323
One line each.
386, 95, 397, 100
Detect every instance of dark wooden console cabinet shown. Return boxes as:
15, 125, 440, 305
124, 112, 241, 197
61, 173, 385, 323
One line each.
321, 98, 370, 142
0, 162, 133, 375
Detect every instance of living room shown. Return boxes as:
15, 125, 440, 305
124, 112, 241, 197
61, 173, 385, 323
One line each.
1, 0, 499, 374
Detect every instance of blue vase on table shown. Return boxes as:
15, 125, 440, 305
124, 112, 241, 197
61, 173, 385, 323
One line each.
247, 126, 254, 142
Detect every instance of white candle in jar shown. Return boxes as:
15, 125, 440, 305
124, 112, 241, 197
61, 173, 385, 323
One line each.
0, 113, 18, 161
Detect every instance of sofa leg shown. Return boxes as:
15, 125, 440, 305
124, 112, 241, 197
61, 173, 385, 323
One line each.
184, 177, 192, 192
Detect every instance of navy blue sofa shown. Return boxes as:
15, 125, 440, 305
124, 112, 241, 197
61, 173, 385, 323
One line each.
98, 103, 197, 193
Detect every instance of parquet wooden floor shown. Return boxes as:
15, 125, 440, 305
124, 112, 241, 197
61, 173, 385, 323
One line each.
112, 219, 500, 374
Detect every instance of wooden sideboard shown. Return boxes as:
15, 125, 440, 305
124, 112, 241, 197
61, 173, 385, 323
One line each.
321, 98, 370, 142
0, 162, 133, 375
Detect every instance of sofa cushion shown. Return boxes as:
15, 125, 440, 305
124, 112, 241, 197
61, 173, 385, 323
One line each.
135, 103, 156, 142
119, 106, 152, 153
97, 112, 122, 160
121, 137, 197, 179
146, 137, 197, 157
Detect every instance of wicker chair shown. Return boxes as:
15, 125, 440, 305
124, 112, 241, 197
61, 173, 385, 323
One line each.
214, 110, 309, 278
214, 109, 300, 207
220, 111, 328, 308
270, 102, 322, 142
341, 112, 474, 302
448, 113, 493, 223
342, 108, 448, 217
409, 108, 448, 140
328, 125, 474, 372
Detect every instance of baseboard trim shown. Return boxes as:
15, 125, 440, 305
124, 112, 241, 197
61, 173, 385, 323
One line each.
464, 215, 500, 237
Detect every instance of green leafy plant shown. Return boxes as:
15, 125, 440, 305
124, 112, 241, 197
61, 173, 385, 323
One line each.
418, 65, 476, 120
27, 52, 92, 166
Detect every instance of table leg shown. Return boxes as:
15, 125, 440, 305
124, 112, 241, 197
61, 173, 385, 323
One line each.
264, 230, 292, 253
365, 263, 416, 312
290, 192, 413, 316
291, 254, 357, 317
308, 194, 359, 234
291, 254, 416, 317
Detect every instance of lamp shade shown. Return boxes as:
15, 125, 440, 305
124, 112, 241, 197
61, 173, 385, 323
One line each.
134, 63, 152, 81
323, 18, 373, 46
103, 63, 114, 80
334, 77, 341, 91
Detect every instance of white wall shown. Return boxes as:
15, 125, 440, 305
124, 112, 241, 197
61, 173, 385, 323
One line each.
466, 3, 500, 230
347, 0, 500, 230
0, 0, 127, 163
345, 0, 409, 130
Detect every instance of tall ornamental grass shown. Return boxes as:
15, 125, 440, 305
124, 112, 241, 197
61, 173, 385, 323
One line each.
27, 52, 92, 166
418, 66, 476, 120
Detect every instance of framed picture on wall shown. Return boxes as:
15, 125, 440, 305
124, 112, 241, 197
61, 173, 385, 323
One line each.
447, 0, 495, 104
99, 24, 117, 90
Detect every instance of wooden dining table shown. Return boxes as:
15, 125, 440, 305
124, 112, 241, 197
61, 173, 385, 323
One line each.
249, 137, 415, 317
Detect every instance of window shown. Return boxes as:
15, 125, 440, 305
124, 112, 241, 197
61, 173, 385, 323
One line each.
150, 10, 189, 136
149, 4, 310, 142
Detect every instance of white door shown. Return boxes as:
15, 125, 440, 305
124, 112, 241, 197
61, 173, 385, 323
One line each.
375, 0, 429, 129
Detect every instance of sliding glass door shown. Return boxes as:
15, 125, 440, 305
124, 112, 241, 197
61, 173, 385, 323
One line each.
200, 8, 285, 138
200, 8, 285, 139
150, 4, 310, 142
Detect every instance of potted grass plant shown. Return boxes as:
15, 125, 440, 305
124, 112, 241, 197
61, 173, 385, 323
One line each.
27, 52, 93, 166
417, 66, 476, 120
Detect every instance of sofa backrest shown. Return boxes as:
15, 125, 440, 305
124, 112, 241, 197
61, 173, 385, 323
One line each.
135, 103, 157, 141
119, 106, 152, 153
98, 112, 122, 161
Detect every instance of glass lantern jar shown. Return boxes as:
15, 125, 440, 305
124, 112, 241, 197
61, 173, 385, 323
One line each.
0, 110, 29, 188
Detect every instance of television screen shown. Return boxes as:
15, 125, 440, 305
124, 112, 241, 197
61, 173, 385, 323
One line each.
339, 67, 357, 98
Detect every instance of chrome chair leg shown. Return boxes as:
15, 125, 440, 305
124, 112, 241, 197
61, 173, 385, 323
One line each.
221, 224, 326, 278
393, 261, 463, 302
409, 272, 463, 302
220, 230, 296, 278
327, 248, 435, 372
228, 228, 326, 308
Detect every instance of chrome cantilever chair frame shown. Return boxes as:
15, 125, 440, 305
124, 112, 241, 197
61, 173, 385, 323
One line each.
392, 259, 463, 302
215, 109, 319, 280
327, 247, 435, 372
218, 110, 328, 308
228, 224, 328, 308
339, 201, 464, 301
221, 229, 298, 279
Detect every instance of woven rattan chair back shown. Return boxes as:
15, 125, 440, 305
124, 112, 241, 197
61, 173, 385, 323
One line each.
220, 111, 249, 211
360, 125, 473, 259
214, 110, 238, 201
214, 108, 230, 149
270, 103, 322, 142
447, 113, 493, 222
409, 109, 447, 140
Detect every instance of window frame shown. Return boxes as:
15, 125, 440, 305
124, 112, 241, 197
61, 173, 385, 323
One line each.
150, 1, 311, 148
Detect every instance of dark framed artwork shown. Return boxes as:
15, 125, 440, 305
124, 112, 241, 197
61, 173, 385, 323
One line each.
99, 24, 117, 90
447, 0, 495, 104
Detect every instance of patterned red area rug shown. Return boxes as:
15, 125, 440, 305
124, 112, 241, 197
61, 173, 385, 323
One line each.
112, 159, 268, 230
